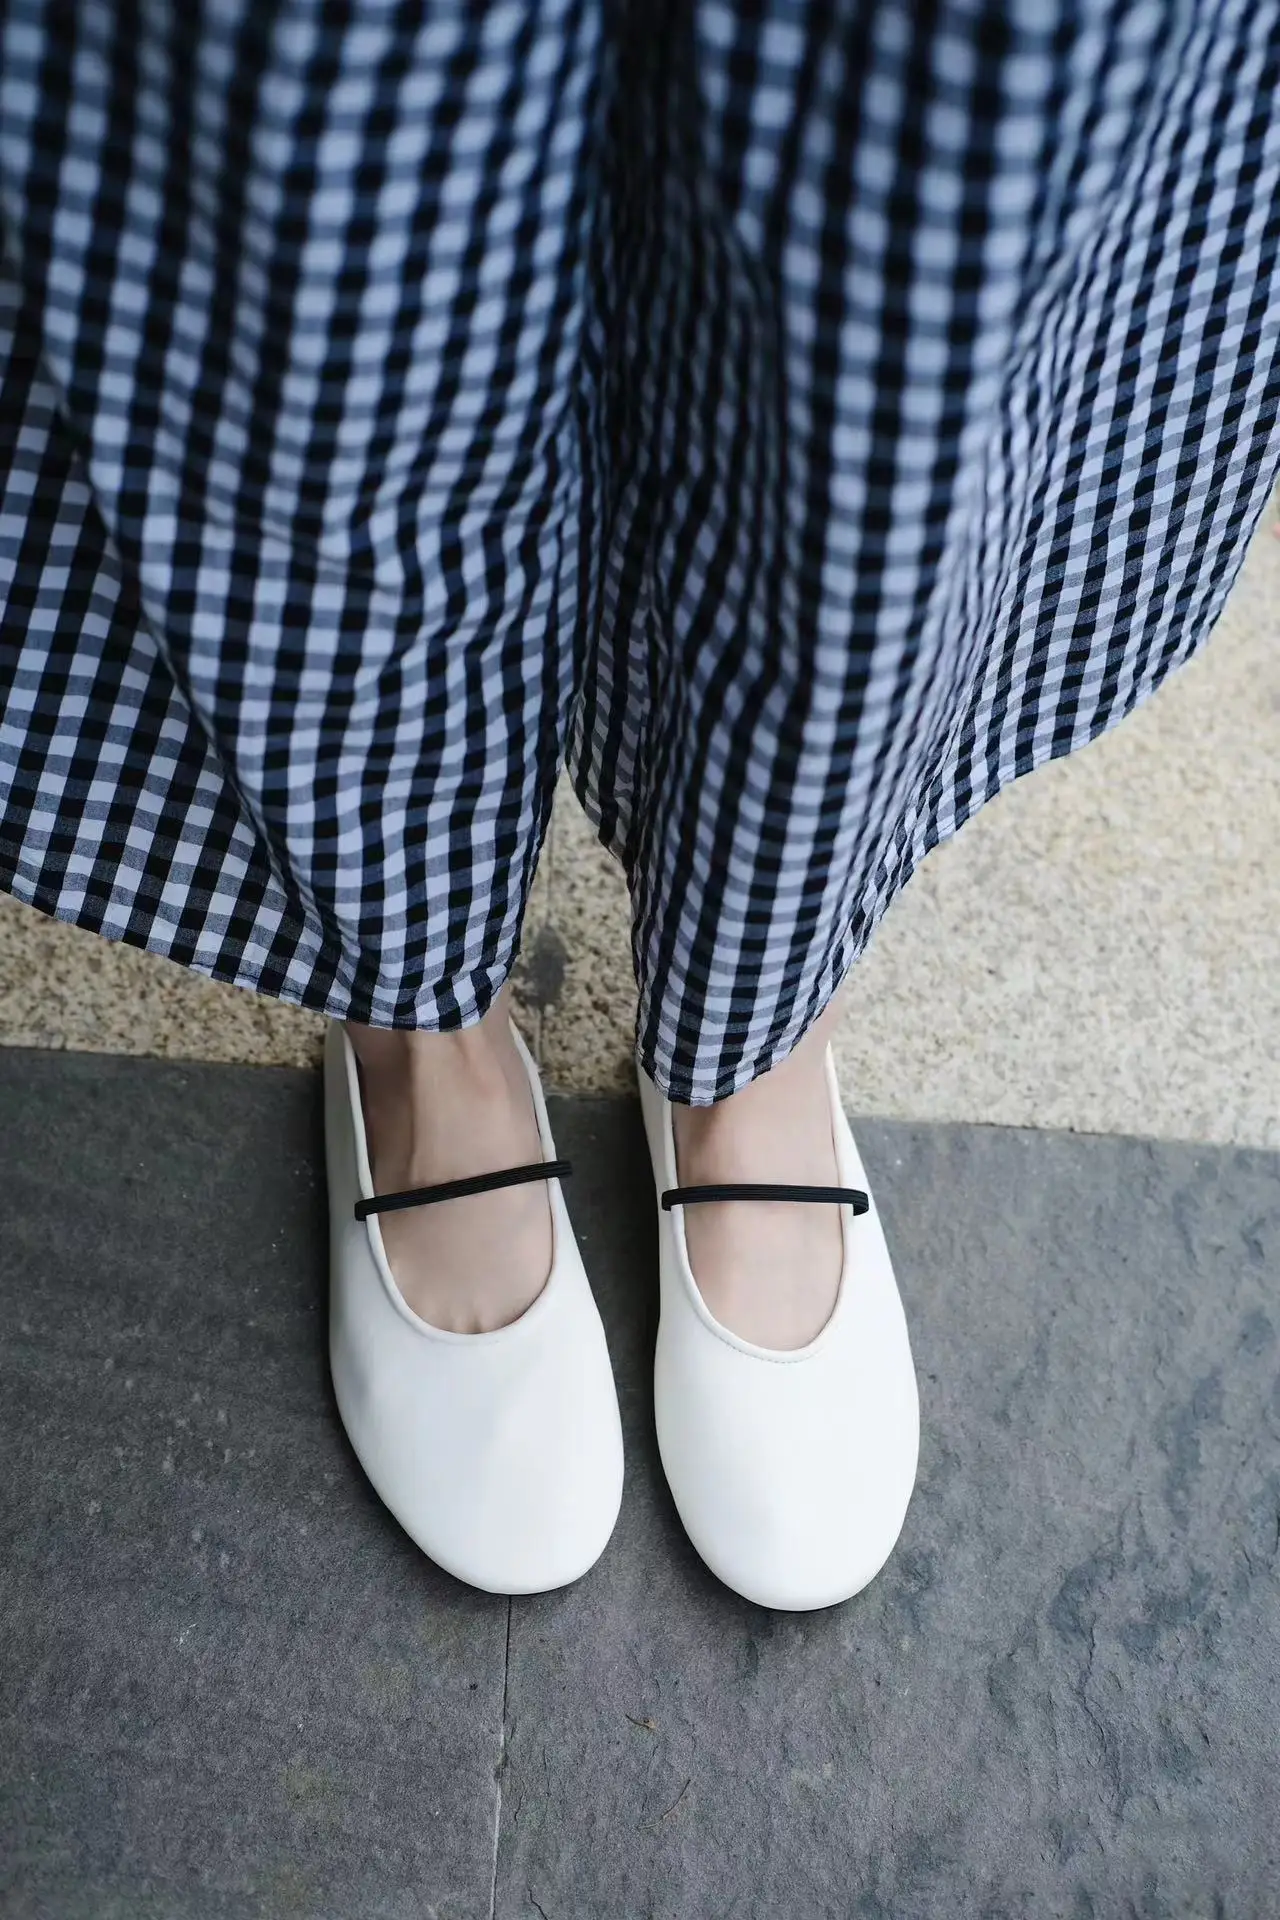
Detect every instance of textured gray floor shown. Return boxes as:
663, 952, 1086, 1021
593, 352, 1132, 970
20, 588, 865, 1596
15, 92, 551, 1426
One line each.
0, 1054, 1277, 1919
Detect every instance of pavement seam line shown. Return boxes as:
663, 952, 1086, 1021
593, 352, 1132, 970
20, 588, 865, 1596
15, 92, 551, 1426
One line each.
489, 1597, 512, 1920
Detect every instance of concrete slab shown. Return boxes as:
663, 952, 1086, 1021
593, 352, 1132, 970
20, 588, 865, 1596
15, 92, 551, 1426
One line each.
2, 1053, 1277, 1916
0, 1053, 507, 1920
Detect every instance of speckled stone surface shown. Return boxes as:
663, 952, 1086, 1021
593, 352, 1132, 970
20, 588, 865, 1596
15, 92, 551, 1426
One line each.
1, 528, 1277, 1141
2, 1054, 1277, 1917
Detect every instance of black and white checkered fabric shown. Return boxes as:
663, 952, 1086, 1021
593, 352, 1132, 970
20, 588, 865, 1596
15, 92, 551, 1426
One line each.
2, 0, 1279, 1101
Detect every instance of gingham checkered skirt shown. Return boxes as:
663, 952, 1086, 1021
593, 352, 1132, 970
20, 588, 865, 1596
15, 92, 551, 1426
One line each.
2, 1, 1279, 1101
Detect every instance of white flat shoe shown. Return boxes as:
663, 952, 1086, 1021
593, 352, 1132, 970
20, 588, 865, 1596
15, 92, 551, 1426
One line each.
638, 1047, 919, 1611
325, 1018, 623, 1595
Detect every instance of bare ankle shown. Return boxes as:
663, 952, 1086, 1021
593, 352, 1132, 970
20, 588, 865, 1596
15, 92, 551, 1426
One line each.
345, 992, 551, 1333
347, 987, 515, 1080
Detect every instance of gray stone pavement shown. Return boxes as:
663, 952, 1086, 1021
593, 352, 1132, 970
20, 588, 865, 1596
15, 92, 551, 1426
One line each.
2, 1052, 1277, 1918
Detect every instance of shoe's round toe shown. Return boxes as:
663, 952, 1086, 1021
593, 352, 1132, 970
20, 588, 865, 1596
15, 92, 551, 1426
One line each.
415, 1351, 623, 1595
333, 1295, 624, 1596
655, 1314, 919, 1611
331, 1261, 624, 1596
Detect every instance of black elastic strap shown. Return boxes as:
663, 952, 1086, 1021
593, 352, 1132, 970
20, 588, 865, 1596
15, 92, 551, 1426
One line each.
355, 1158, 572, 1222
660, 1182, 869, 1213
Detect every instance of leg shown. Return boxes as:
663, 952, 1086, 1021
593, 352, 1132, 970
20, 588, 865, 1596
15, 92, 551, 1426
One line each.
1, 2, 602, 1332
670, 985, 847, 1348
347, 984, 553, 1331
572, 0, 1280, 1341
570, 0, 1280, 1611
1, 1, 626, 1592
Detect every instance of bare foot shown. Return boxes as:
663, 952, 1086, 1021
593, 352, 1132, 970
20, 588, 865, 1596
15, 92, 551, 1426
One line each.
346, 985, 552, 1333
671, 994, 847, 1350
